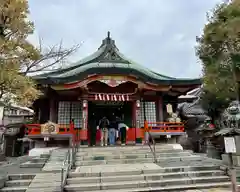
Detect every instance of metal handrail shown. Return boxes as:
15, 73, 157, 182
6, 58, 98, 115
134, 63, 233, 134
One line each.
60, 149, 71, 192
146, 129, 157, 163
60, 142, 79, 192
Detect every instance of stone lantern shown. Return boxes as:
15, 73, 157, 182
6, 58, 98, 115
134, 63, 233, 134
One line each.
215, 101, 240, 165
196, 118, 219, 158
215, 101, 240, 192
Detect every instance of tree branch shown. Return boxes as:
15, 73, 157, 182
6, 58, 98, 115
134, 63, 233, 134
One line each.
22, 42, 80, 74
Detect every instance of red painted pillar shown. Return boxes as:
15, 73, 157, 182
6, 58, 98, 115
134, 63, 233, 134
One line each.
131, 101, 137, 143
70, 119, 75, 145
132, 101, 136, 128
135, 100, 142, 144
80, 100, 88, 145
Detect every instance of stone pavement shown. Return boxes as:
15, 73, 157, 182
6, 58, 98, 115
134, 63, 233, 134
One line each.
24, 148, 69, 191
0, 145, 233, 191
0, 155, 42, 176
183, 189, 231, 192
74, 163, 161, 175
64, 145, 231, 191
0, 148, 68, 192
42, 148, 69, 172
26, 172, 62, 192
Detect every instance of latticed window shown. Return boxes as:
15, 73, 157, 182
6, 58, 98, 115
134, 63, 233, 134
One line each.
58, 101, 71, 125
140, 101, 157, 127
71, 101, 82, 128
57, 101, 83, 128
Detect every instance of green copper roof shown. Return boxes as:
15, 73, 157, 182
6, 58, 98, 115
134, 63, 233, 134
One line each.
33, 32, 201, 86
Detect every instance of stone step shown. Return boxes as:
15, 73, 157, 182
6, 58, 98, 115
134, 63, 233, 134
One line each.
76, 152, 192, 160
77, 182, 231, 192
26, 172, 62, 192
76, 150, 191, 155
77, 149, 184, 154
64, 176, 230, 191
67, 170, 225, 184
78, 144, 183, 150
5, 179, 32, 187
42, 148, 69, 172
75, 156, 204, 166
0, 186, 27, 192
76, 150, 188, 157
25, 186, 61, 192
8, 174, 35, 181
70, 164, 221, 178
20, 162, 45, 168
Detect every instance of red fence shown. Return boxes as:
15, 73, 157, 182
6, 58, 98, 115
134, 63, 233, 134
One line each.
25, 121, 184, 144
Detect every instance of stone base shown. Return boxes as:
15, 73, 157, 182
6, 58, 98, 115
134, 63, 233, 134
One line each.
135, 138, 142, 144
222, 153, 240, 166
0, 176, 7, 189
167, 137, 177, 144
206, 145, 221, 159
0, 153, 6, 161
81, 140, 88, 146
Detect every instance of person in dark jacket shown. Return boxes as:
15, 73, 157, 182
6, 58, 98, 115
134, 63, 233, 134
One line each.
116, 117, 129, 145
98, 116, 110, 146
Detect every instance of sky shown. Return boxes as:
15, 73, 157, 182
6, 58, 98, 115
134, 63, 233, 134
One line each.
28, 0, 223, 78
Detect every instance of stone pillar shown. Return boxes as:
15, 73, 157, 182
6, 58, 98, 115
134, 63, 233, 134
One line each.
231, 136, 240, 166
135, 100, 142, 144
206, 139, 220, 159
81, 100, 88, 145
0, 106, 4, 125
167, 136, 177, 144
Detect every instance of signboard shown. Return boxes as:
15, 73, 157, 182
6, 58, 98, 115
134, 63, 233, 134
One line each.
41, 121, 59, 134
224, 137, 236, 153
166, 104, 173, 114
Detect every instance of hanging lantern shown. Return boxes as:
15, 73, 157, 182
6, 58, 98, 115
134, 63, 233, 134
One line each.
83, 100, 88, 108
136, 100, 140, 108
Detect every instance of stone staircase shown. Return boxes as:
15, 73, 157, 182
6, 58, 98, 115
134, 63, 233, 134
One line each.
42, 148, 69, 172
0, 174, 35, 192
65, 145, 231, 191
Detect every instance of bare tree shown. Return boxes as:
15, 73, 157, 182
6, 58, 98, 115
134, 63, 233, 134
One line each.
22, 38, 81, 75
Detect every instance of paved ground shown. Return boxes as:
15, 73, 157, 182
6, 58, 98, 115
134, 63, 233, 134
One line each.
0, 156, 42, 178
184, 189, 231, 192
74, 163, 161, 174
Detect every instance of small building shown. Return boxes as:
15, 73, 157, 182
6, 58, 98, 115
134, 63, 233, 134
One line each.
0, 101, 34, 126
0, 101, 34, 157
25, 32, 201, 147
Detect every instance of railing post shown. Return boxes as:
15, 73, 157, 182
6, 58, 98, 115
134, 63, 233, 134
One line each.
61, 167, 64, 192
144, 120, 148, 144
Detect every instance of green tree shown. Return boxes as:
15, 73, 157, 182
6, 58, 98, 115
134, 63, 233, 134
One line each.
0, 0, 79, 106
196, 0, 240, 120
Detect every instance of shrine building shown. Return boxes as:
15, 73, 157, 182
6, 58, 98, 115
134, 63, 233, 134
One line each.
25, 32, 201, 147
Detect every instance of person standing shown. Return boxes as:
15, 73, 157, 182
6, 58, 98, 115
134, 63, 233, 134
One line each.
117, 119, 129, 146
108, 120, 116, 146
99, 117, 110, 146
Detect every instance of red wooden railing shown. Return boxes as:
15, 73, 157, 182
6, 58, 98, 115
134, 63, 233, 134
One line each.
144, 121, 184, 133
25, 121, 184, 144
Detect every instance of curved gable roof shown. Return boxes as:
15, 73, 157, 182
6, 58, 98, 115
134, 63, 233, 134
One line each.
33, 32, 201, 86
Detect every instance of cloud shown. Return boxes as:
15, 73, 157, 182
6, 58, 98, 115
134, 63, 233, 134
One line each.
28, 0, 222, 78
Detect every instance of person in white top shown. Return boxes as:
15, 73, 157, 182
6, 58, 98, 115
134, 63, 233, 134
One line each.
117, 119, 129, 146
